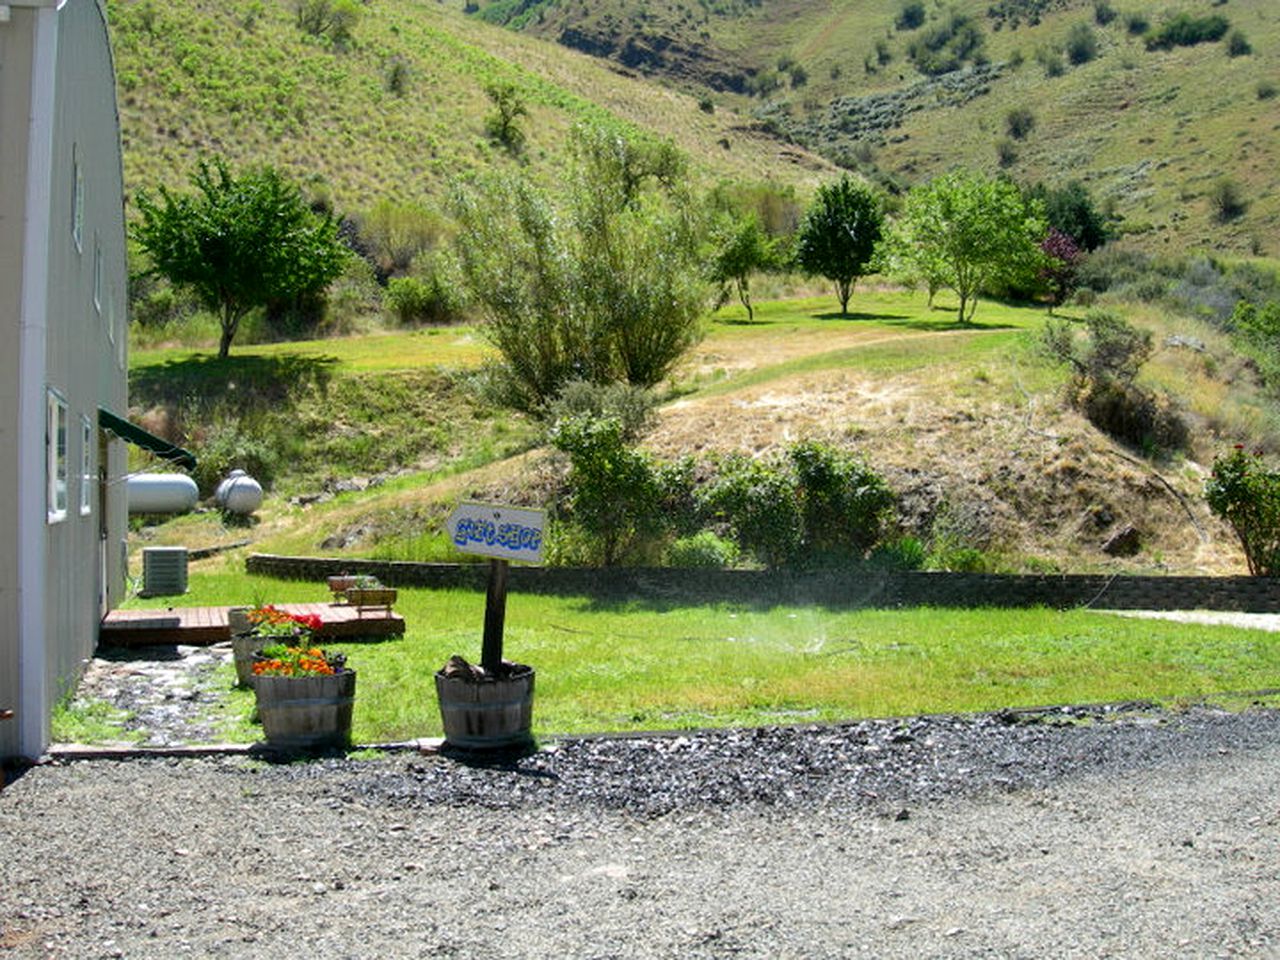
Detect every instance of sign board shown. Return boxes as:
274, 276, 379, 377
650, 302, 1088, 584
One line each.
447, 501, 546, 565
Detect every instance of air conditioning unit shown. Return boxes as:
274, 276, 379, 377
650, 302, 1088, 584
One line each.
141, 546, 188, 597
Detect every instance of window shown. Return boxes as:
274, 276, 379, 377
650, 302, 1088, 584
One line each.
80, 416, 93, 516
71, 146, 83, 252
47, 390, 68, 523
93, 239, 103, 314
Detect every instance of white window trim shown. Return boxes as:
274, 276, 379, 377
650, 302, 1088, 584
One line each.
93, 238, 103, 314
71, 147, 83, 253
47, 389, 68, 524
80, 415, 93, 516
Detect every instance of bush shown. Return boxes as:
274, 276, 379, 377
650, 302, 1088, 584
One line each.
789, 440, 895, 559
1124, 13, 1149, 36
190, 418, 280, 496
1078, 378, 1188, 454
869, 536, 925, 570
1006, 106, 1036, 140
549, 415, 666, 566
1227, 30, 1252, 57
1206, 447, 1280, 576
384, 271, 461, 326
1145, 13, 1229, 52
905, 12, 985, 75
295, 0, 359, 47
1036, 46, 1065, 77
895, 0, 925, 31
546, 380, 657, 442
701, 455, 804, 568
1258, 81, 1278, 101
1093, 1, 1116, 26
1210, 178, 1248, 222
665, 531, 739, 568
1066, 22, 1099, 64
996, 138, 1018, 167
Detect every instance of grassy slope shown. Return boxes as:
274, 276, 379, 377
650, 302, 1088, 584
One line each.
471, 0, 1280, 255
130, 288, 1272, 576
107, 0, 833, 216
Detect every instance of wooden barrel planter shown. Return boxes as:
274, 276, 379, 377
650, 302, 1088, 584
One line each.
231, 633, 263, 688
435, 665, 534, 751
253, 669, 356, 752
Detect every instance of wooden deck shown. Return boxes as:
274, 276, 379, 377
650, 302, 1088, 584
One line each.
100, 602, 405, 647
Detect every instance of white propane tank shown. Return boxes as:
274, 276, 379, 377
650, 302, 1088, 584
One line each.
127, 473, 199, 514
215, 469, 263, 515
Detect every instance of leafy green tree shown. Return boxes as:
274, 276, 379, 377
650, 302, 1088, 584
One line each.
1027, 180, 1110, 251
710, 215, 777, 322
484, 81, 528, 154
1207, 447, 1280, 576
570, 123, 687, 208
451, 125, 707, 412
133, 159, 348, 359
794, 176, 884, 315
885, 170, 1046, 323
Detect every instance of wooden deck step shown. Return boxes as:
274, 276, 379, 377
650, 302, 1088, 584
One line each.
100, 603, 405, 647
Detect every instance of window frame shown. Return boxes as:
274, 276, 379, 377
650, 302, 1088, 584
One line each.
47, 389, 68, 524
79, 415, 93, 517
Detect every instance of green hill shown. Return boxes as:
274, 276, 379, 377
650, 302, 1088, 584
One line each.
106, 0, 833, 217
467, 0, 1280, 256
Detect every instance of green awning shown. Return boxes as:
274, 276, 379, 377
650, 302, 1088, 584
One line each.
98, 408, 197, 471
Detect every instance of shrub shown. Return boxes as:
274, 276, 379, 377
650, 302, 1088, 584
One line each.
1006, 107, 1035, 140
905, 12, 985, 75
665, 531, 739, 568
996, 137, 1018, 168
895, 0, 925, 31
789, 440, 895, 560
1093, 1, 1116, 26
1258, 81, 1278, 101
1206, 447, 1280, 576
191, 418, 279, 496
549, 415, 666, 566
1066, 22, 1099, 64
1210, 178, 1248, 222
295, 0, 359, 47
1037, 46, 1065, 77
546, 380, 657, 442
701, 455, 803, 568
698, 95, 715, 113
869, 536, 925, 570
1145, 13, 1229, 52
1078, 378, 1188, 454
384, 272, 461, 326
1226, 30, 1252, 57
1124, 13, 1149, 36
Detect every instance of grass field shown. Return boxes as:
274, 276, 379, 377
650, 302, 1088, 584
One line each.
90, 567, 1280, 746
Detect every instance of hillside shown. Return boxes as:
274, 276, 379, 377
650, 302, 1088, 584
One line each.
105, 0, 833, 218
131, 290, 1270, 578
467, 0, 1280, 256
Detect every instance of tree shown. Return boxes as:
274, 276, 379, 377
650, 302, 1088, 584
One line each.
886, 170, 1046, 323
1028, 180, 1110, 251
710, 215, 777, 322
794, 176, 884, 315
133, 159, 348, 359
1040, 228, 1083, 310
451, 125, 707, 413
484, 81, 528, 154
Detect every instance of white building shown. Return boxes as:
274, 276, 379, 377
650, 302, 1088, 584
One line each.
0, 0, 155, 760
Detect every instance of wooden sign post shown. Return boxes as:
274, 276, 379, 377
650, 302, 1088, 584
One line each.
446, 502, 546, 674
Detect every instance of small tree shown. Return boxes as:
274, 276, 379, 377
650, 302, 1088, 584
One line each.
452, 125, 706, 412
1040, 229, 1083, 311
794, 176, 884, 315
133, 159, 348, 359
1206, 447, 1280, 576
710, 215, 776, 322
484, 81, 528, 154
885, 169, 1045, 323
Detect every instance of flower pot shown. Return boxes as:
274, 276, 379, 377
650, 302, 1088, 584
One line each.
231, 631, 263, 687
227, 606, 253, 636
435, 665, 534, 751
253, 669, 356, 752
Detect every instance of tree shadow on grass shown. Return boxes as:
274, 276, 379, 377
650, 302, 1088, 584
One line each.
129, 353, 339, 417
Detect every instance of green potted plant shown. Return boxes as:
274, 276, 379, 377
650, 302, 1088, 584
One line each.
251, 630, 355, 753
230, 605, 313, 687
345, 574, 397, 613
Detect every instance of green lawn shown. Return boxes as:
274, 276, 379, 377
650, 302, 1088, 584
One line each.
113, 569, 1280, 745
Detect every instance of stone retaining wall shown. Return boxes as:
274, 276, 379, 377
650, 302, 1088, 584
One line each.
246, 554, 1280, 612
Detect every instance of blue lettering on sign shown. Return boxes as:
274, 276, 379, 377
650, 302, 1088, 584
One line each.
453, 517, 542, 554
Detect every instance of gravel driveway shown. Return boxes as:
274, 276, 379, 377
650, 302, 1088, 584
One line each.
4, 704, 1280, 958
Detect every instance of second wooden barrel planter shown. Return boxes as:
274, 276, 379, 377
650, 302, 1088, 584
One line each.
435, 661, 534, 751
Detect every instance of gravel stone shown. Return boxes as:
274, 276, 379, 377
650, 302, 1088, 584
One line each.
4, 704, 1280, 957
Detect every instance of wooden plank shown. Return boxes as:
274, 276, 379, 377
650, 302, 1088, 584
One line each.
101, 603, 404, 647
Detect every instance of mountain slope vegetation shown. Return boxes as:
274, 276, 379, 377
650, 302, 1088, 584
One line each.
467, 0, 1280, 255
106, 0, 832, 216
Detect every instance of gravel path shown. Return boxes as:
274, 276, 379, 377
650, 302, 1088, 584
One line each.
4, 705, 1280, 958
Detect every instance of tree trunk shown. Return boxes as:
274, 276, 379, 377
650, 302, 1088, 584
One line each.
218, 303, 242, 360
837, 280, 851, 316
737, 278, 753, 322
